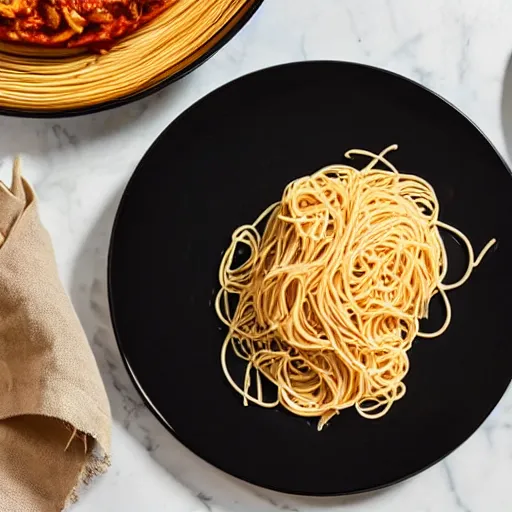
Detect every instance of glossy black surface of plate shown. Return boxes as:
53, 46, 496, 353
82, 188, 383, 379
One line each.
0, 0, 264, 118
108, 61, 512, 495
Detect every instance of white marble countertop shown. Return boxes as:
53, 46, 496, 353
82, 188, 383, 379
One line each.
1, 0, 512, 510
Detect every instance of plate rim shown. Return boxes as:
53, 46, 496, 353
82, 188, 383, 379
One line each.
107, 60, 512, 496
0, 0, 265, 118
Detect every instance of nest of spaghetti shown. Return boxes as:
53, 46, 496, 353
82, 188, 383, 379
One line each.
216, 145, 494, 430
0, 0, 255, 111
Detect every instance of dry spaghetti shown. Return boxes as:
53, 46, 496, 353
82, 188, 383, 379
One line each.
215, 145, 496, 429
0, 0, 255, 111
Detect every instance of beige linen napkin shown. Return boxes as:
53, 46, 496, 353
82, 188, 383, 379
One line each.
0, 160, 111, 511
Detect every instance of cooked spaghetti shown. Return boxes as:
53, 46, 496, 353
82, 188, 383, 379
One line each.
215, 145, 496, 429
0, 0, 255, 110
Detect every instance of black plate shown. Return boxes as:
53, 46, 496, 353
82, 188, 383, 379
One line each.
0, 0, 264, 118
108, 61, 512, 495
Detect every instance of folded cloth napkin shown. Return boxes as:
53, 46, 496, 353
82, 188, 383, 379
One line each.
0, 160, 111, 511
